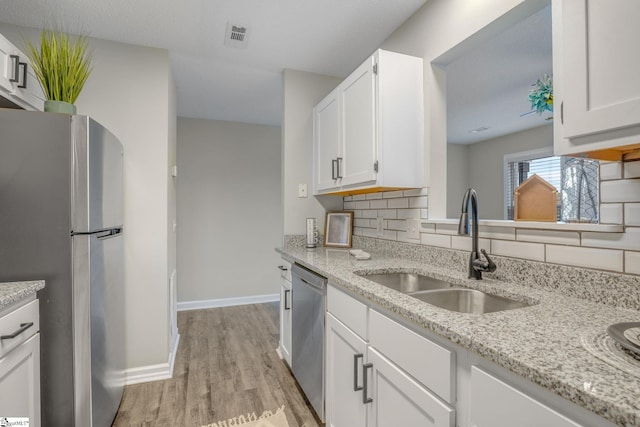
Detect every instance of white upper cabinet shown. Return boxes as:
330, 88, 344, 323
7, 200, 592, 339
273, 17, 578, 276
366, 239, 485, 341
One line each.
0, 33, 45, 111
313, 49, 424, 195
553, 0, 640, 159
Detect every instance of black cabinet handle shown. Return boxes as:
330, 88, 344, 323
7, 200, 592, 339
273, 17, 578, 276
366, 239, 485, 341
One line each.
336, 157, 343, 179
277, 265, 288, 271
18, 62, 27, 89
362, 362, 373, 404
353, 353, 364, 391
9, 55, 19, 83
1, 322, 34, 340
332, 159, 338, 180
284, 289, 290, 310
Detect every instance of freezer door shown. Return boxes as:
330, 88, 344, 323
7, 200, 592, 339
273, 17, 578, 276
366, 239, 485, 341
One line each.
72, 228, 125, 427
72, 116, 124, 233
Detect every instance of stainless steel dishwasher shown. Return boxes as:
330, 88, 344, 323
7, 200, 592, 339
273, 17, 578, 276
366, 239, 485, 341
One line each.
291, 263, 327, 422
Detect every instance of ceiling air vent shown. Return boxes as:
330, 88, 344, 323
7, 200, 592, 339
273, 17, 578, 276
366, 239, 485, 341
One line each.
224, 22, 249, 49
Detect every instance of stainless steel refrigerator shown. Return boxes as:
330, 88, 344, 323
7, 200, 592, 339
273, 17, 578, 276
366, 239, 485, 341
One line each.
0, 109, 125, 427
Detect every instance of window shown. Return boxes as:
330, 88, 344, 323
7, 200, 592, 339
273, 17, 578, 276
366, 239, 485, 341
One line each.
504, 148, 599, 222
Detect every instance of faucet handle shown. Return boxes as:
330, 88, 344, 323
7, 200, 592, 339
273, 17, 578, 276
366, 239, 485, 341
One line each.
480, 249, 497, 273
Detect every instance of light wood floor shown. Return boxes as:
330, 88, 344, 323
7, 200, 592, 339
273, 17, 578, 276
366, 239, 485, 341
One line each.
112, 302, 321, 427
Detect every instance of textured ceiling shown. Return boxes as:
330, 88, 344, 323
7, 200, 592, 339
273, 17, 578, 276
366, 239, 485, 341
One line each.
446, 4, 553, 145
0, 0, 427, 126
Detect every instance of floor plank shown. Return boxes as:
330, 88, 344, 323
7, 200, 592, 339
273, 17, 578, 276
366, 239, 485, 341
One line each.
112, 302, 321, 427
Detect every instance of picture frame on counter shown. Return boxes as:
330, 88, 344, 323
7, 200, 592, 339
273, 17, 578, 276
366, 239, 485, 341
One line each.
324, 211, 353, 248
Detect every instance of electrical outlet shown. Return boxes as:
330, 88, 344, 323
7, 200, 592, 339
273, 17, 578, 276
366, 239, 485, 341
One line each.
376, 217, 384, 237
406, 218, 420, 240
298, 183, 308, 198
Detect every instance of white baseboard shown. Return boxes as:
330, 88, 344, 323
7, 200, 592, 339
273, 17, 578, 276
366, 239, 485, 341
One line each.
124, 332, 181, 386
177, 293, 279, 312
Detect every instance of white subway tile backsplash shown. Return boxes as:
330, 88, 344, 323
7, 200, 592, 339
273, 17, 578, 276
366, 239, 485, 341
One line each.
397, 231, 421, 243
599, 203, 623, 225
397, 209, 420, 219
420, 223, 436, 233
420, 232, 451, 248
354, 218, 372, 228
355, 201, 370, 209
624, 162, 640, 179
352, 194, 367, 201
491, 240, 545, 261
600, 162, 623, 180
387, 219, 407, 231
435, 223, 459, 235
624, 203, 640, 226
582, 227, 640, 251
388, 198, 409, 209
403, 188, 428, 197
383, 190, 405, 199
516, 229, 580, 246
450, 236, 490, 252
344, 196, 353, 202
478, 226, 516, 240
344, 201, 356, 210
546, 245, 623, 272
409, 196, 428, 208
624, 251, 640, 275
369, 199, 388, 209
420, 209, 429, 219
358, 210, 378, 219
355, 227, 377, 238
380, 229, 398, 240
366, 192, 383, 200
377, 209, 397, 219
601, 180, 640, 203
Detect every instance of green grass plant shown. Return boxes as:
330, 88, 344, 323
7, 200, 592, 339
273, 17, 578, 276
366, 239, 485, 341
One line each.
24, 30, 92, 104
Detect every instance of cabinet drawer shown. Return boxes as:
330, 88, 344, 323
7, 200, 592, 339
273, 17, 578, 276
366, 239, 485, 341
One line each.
0, 299, 39, 359
369, 309, 454, 404
278, 260, 292, 282
470, 366, 582, 427
327, 285, 368, 339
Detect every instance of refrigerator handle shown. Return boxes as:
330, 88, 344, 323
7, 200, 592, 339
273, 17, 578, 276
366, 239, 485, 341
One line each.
71, 226, 123, 239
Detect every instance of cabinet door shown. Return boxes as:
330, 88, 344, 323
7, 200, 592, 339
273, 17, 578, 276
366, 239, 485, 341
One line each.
0, 35, 16, 92
326, 313, 367, 427
469, 366, 581, 427
314, 89, 342, 193
279, 278, 292, 366
555, 0, 640, 150
341, 56, 377, 188
366, 347, 454, 427
0, 333, 41, 427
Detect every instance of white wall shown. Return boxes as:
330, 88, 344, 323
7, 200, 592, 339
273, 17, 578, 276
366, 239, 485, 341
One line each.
282, 69, 343, 236
380, 0, 551, 217
446, 143, 469, 218
0, 24, 177, 371
177, 118, 282, 302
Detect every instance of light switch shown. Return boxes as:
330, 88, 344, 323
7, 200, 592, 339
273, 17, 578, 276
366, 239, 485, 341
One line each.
298, 183, 308, 198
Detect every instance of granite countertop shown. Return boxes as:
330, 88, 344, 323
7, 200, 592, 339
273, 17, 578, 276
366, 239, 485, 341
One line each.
277, 244, 640, 427
0, 281, 45, 311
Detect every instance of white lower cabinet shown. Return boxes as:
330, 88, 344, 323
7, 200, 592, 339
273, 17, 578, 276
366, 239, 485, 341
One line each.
278, 259, 292, 366
367, 347, 454, 427
325, 283, 616, 427
326, 285, 454, 427
0, 298, 41, 427
469, 366, 581, 427
326, 313, 367, 427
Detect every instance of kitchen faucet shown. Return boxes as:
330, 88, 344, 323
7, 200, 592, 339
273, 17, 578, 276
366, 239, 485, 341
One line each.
458, 188, 496, 279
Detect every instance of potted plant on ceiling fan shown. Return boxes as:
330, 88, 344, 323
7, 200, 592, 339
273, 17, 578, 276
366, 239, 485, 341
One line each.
24, 29, 93, 114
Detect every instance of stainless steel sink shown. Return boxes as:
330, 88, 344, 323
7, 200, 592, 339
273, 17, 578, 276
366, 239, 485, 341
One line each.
409, 288, 529, 314
359, 272, 454, 293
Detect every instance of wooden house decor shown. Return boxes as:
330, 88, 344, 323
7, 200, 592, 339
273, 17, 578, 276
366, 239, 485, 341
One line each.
514, 174, 557, 222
